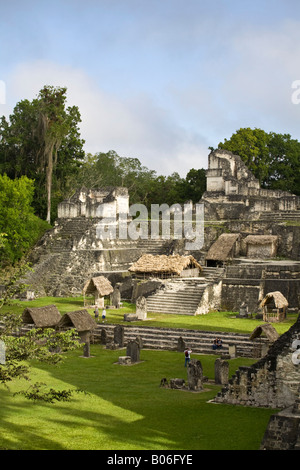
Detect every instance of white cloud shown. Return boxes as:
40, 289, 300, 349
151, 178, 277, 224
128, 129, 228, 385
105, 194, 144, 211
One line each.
163, 18, 300, 148
6, 14, 300, 182
219, 20, 300, 136
5, 60, 209, 176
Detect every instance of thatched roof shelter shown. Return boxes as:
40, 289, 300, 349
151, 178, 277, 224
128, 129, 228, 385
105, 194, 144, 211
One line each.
249, 323, 280, 342
83, 276, 113, 297
83, 276, 113, 307
128, 254, 202, 278
260, 291, 288, 323
260, 291, 289, 310
22, 305, 61, 328
58, 310, 96, 333
205, 233, 240, 265
244, 235, 278, 246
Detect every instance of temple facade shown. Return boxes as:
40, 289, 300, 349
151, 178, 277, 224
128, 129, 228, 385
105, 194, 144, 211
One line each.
202, 149, 300, 220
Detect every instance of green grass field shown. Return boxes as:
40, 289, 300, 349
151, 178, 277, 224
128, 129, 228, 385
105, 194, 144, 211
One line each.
0, 296, 296, 450
1, 295, 296, 335
0, 346, 277, 450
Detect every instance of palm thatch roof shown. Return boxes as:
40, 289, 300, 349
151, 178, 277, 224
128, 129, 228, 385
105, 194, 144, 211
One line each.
22, 305, 61, 328
128, 254, 202, 275
205, 233, 240, 261
83, 276, 113, 297
244, 235, 278, 245
260, 291, 289, 309
58, 310, 96, 332
249, 323, 280, 342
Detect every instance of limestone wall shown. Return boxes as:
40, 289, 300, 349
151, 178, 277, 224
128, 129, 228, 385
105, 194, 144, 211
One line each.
203, 149, 300, 221
57, 187, 129, 219
221, 263, 300, 312
213, 315, 300, 409
260, 410, 300, 450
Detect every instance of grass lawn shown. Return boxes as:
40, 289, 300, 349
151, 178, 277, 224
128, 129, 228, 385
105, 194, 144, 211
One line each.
1, 295, 296, 450
1, 295, 297, 335
0, 346, 277, 450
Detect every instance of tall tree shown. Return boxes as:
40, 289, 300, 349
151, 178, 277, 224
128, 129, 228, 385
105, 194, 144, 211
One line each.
218, 128, 300, 194
180, 168, 206, 203
218, 128, 272, 185
0, 86, 85, 222
34, 86, 82, 223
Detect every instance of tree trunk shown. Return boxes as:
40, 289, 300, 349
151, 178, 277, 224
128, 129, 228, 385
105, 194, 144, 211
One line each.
45, 141, 55, 224
46, 162, 52, 224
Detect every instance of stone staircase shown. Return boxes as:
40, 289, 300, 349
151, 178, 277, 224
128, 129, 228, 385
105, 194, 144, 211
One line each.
144, 267, 225, 315
25, 218, 173, 295
1, 321, 268, 358
200, 267, 225, 282
145, 279, 208, 315
136, 238, 168, 254
259, 210, 300, 222
93, 323, 267, 358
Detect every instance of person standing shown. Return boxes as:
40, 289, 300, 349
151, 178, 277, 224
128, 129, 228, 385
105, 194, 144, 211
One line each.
184, 348, 192, 367
94, 306, 99, 322
102, 308, 106, 323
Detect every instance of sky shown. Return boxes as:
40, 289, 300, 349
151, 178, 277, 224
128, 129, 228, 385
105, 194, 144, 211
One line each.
1, 0, 300, 177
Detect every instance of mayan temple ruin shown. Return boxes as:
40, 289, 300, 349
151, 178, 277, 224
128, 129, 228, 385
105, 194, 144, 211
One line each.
203, 149, 300, 220
23, 149, 300, 317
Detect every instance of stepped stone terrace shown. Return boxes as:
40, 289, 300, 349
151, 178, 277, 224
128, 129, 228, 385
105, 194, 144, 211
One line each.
202, 149, 300, 221
21, 147, 300, 312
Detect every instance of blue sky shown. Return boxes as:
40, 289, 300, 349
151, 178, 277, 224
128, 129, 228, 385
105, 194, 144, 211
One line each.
1, 0, 300, 176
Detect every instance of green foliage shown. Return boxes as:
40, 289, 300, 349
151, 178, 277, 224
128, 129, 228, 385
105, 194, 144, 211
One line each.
14, 382, 86, 403
0, 268, 82, 402
218, 127, 300, 194
0, 174, 50, 265
71, 150, 207, 209
178, 168, 206, 203
0, 86, 85, 222
0, 307, 81, 402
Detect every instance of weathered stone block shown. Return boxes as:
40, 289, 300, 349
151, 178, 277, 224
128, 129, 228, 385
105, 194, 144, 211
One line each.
118, 356, 132, 365
100, 328, 107, 344
187, 359, 203, 391
126, 340, 140, 363
124, 313, 138, 322
213, 315, 300, 409
106, 341, 117, 350
136, 296, 147, 320
110, 286, 121, 308
114, 325, 124, 347
170, 378, 185, 389
228, 344, 236, 358
214, 358, 229, 385
177, 336, 186, 352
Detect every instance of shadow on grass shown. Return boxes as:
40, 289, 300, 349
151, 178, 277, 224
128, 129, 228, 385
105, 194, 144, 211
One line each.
0, 388, 67, 450
0, 346, 277, 450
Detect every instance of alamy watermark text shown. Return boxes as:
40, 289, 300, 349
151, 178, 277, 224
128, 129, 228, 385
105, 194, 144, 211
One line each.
96, 202, 204, 250
291, 80, 300, 104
